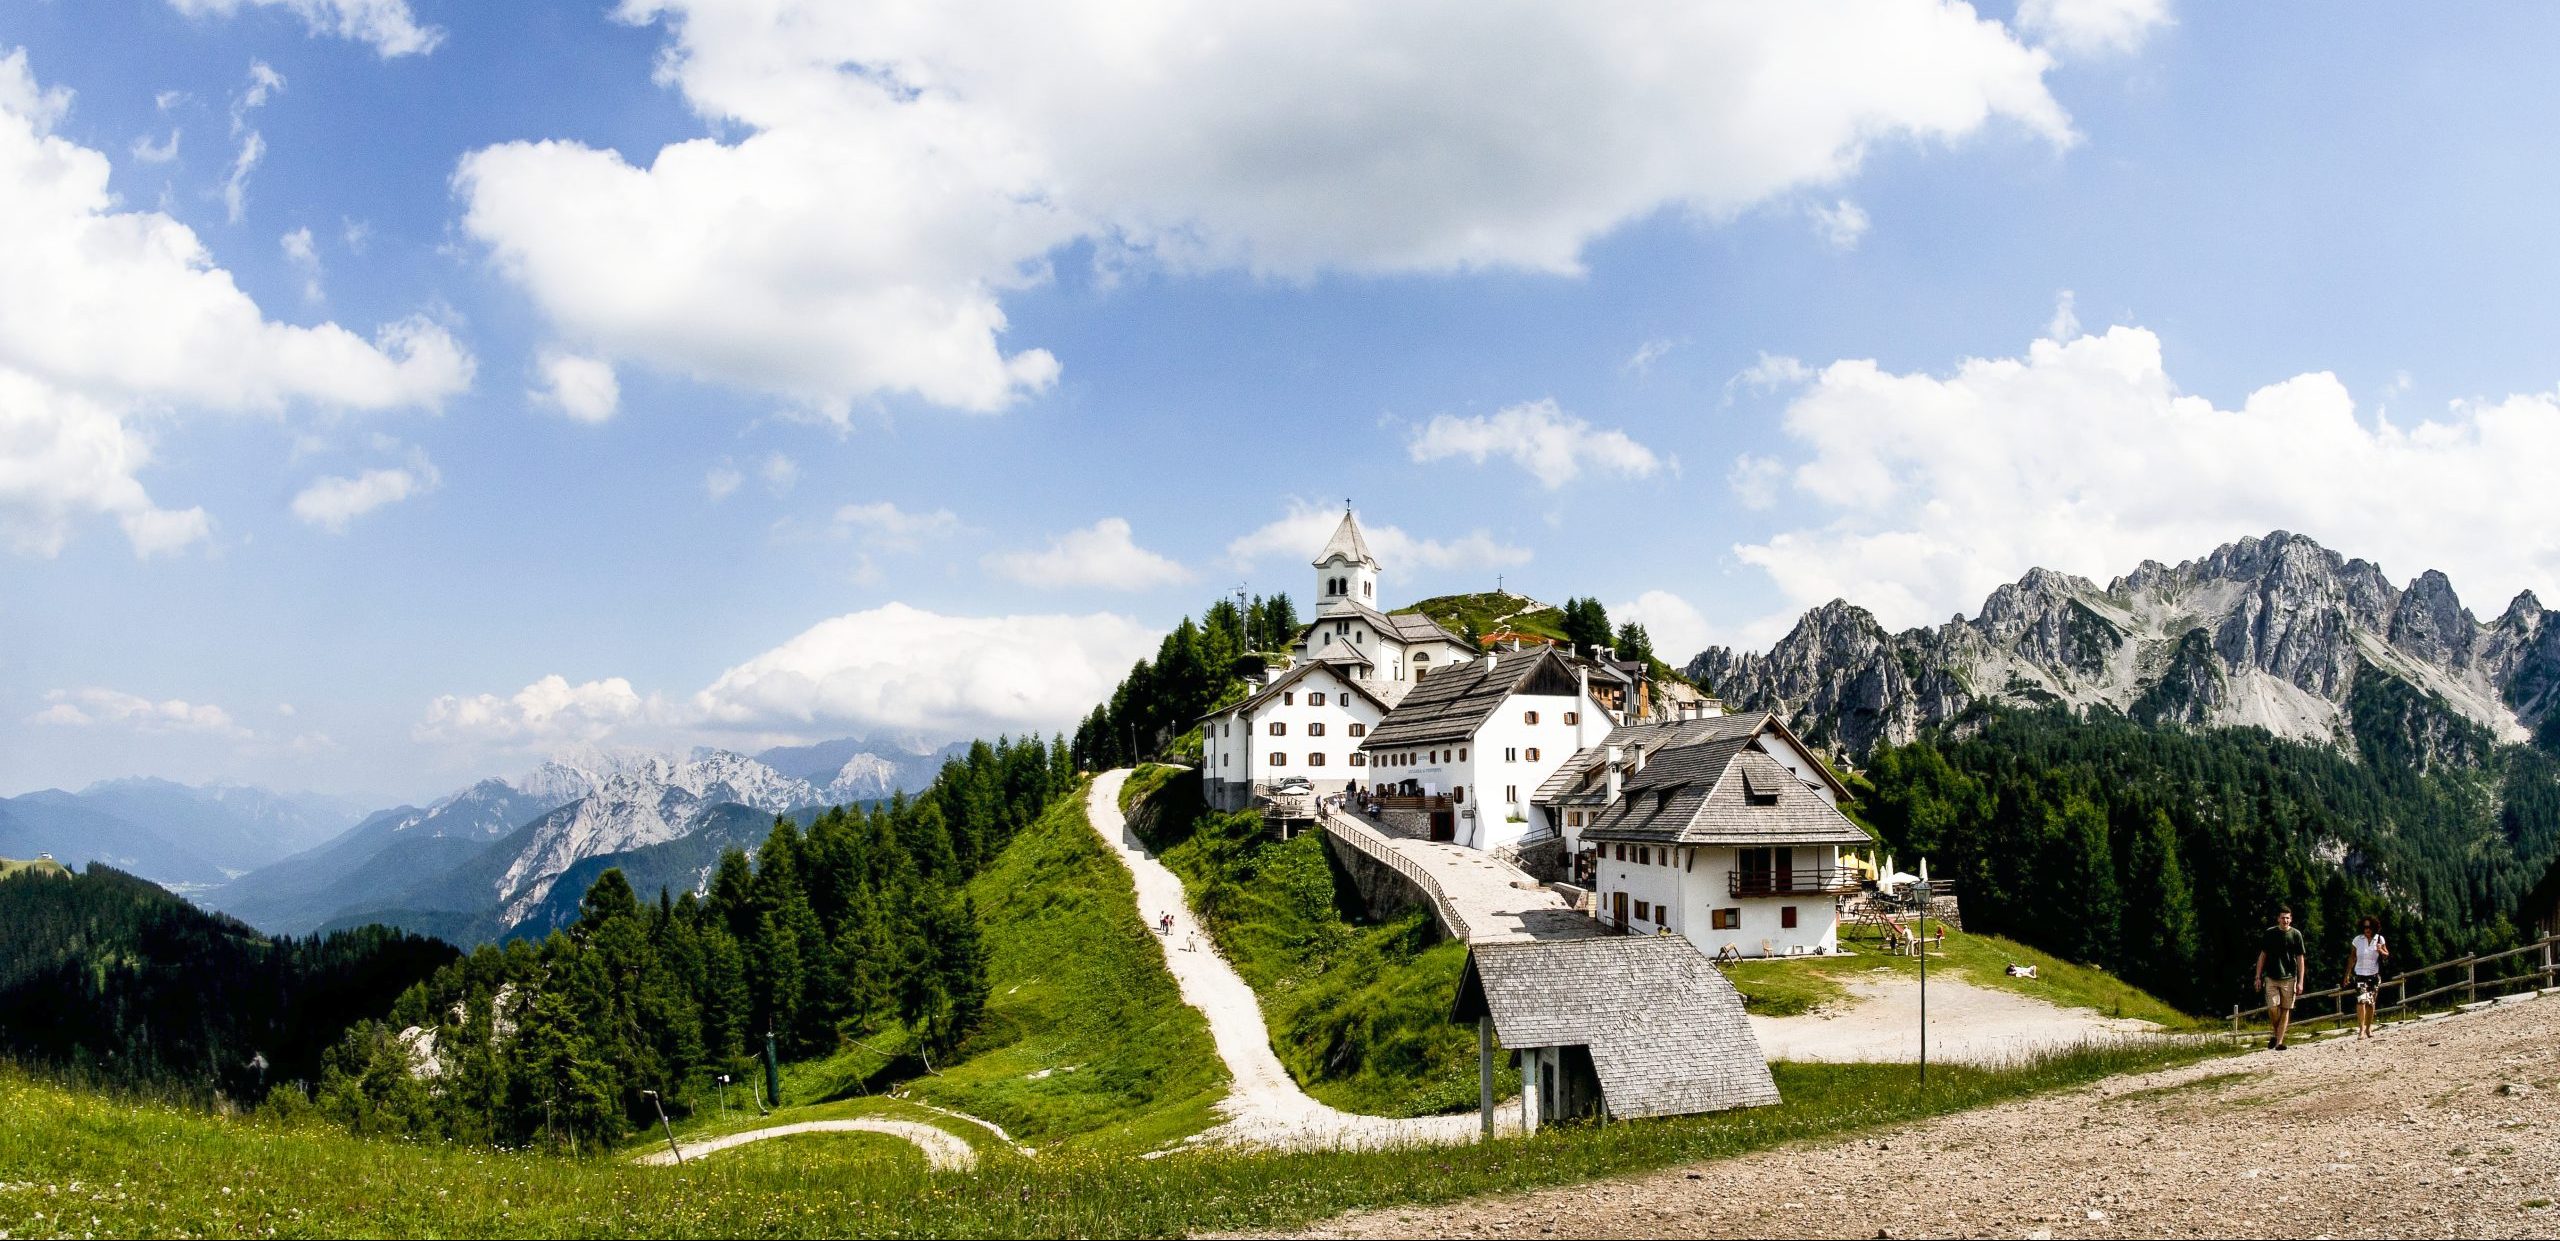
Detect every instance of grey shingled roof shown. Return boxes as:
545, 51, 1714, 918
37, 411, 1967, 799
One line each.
1360, 646, 1585, 750
1581, 735, 1871, 848
1305, 597, 1468, 649
1453, 936, 1779, 1119
1531, 714, 1773, 805
1313, 510, 1380, 568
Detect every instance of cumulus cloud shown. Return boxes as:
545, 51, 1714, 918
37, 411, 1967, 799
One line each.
1408, 398, 1665, 490
691, 603, 1160, 739
1227, 500, 1532, 573
1613, 590, 1715, 666
835, 500, 959, 551
0, 49, 470, 557
984, 517, 1189, 591
704, 462, 743, 500
32, 687, 248, 737
532, 350, 618, 423
167, 0, 445, 57
2015, 0, 2173, 57
1735, 318, 2560, 633
291, 452, 438, 532
456, 1, 2070, 417
416, 674, 662, 747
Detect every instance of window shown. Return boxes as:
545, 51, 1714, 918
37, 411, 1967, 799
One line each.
1614, 843, 1626, 861
1634, 900, 1651, 921
1270, 753, 1289, 766
1350, 753, 1367, 766
1524, 710, 1540, 725
1310, 692, 1327, 707
1504, 747, 1518, 762
1564, 711, 1579, 726
1309, 722, 1327, 737
1566, 811, 1582, 827
1364, 581, 1373, 598
1308, 753, 1328, 767
1637, 846, 1650, 865
1452, 786, 1465, 803
1348, 723, 1366, 737
1526, 747, 1541, 762
1712, 908, 1742, 931
1781, 905, 1799, 929
1459, 746, 1468, 761
1415, 652, 1432, 664
1222, 753, 1230, 767
1505, 784, 1518, 802
1269, 722, 1286, 736
1284, 692, 1296, 705
1655, 904, 1669, 927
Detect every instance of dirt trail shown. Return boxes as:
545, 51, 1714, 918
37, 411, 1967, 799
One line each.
634, 1118, 975, 1170
1284, 994, 2560, 1239
1089, 771, 1496, 1150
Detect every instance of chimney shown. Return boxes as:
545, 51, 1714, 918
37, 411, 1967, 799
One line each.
1486, 652, 1499, 673
1605, 744, 1623, 803
1632, 744, 1648, 774
1575, 666, 1591, 747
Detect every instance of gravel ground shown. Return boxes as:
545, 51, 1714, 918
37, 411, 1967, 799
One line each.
1749, 971, 2163, 1065
1281, 994, 2560, 1239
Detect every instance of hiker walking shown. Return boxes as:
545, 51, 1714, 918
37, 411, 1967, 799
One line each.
2344, 916, 2390, 1040
2253, 905, 2309, 1050
1158, 911, 1173, 937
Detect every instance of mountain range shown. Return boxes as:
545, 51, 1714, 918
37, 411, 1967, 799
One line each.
0, 779, 368, 891
1688, 530, 2560, 760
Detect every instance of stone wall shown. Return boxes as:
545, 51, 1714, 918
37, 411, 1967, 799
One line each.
1320, 831, 1448, 939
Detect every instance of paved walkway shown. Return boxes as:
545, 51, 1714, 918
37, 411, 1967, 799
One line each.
1089, 771, 1501, 1150
1321, 806, 1597, 943
636, 1118, 976, 1170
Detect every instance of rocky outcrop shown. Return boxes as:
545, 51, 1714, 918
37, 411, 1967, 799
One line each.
1688, 530, 2559, 758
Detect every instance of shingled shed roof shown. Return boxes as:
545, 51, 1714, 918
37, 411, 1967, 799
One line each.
1453, 937, 1779, 1119
1361, 645, 1585, 750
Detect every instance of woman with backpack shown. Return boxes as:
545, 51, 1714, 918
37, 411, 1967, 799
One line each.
2344, 916, 2390, 1040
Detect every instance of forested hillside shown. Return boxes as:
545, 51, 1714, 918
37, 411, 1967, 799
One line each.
0, 865, 453, 1099
1857, 702, 2560, 1013
1072, 592, 1297, 770
313, 736, 1072, 1150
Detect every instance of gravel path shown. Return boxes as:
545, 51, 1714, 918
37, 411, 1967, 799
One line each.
1749, 969, 2164, 1065
1325, 807, 1594, 943
1283, 993, 2560, 1239
634, 1118, 976, 1170
1089, 771, 1497, 1150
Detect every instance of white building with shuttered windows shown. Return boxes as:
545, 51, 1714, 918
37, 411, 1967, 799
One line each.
1199, 661, 1389, 811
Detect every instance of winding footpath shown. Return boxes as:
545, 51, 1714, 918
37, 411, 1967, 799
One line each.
634, 1117, 977, 1171
1090, 769, 1500, 1150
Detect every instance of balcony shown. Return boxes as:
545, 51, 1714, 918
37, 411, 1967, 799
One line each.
1729, 867, 1862, 898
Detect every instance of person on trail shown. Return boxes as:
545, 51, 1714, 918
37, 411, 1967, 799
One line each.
2345, 916, 2390, 1040
2254, 906, 2309, 1050
1159, 911, 1173, 937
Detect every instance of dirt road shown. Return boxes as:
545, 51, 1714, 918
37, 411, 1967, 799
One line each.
1749, 970, 2163, 1065
1286, 994, 2560, 1239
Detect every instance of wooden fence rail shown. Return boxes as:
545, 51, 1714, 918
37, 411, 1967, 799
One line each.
2227, 933, 2560, 1038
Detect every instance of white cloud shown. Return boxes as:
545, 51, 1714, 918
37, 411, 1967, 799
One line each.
457, 2, 2069, 417
1810, 198, 1870, 250
691, 602, 1160, 739
131, 128, 180, 164
2015, 0, 2172, 57
1408, 398, 1665, 490
281, 226, 322, 301
532, 350, 618, 423
1227, 500, 1532, 573
2046, 288, 2080, 340
32, 687, 248, 737
1613, 590, 1714, 665
223, 62, 282, 224
1736, 318, 2560, 633
1722, 352, 1814, 406
1726, 454, 1786, 511
167, 0, 445, 57
704, 462, 743, 500
417, 674, 661, 747
984, 517, 1189, 591
291, 453, 438, 532
835, 500, 959, 551
0, 369, 209, 556
760, 452, 799, 495
1622, 338, 1675, 376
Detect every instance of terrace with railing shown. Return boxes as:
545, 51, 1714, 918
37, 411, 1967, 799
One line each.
1729, 866, 1863, 898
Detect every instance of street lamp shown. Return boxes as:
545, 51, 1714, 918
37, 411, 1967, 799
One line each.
1912, 877, 1932, 1086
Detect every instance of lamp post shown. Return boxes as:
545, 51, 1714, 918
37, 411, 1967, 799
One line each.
1912, 877, 1932, 1086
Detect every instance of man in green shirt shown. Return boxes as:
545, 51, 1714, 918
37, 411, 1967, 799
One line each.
2253, 906, 2309, 1050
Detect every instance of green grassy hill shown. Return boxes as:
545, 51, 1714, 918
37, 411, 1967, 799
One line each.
0, 856, 68, 879
1398, 591, 1565, 643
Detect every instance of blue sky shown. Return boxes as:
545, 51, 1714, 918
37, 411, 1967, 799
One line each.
8, 0, 2560, 800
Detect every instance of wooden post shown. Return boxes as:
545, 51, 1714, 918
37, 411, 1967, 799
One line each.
1519, 1047, 1542, 1135
1478, 1016, 1495, 1140
2230, 1004, 2240, 1038
2467, 956, 2477, 1006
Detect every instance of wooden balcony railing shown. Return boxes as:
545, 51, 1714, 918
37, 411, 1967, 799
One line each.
1730, 867, 1863, 898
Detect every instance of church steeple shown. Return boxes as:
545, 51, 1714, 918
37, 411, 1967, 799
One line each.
1313, 506, 1381, 605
